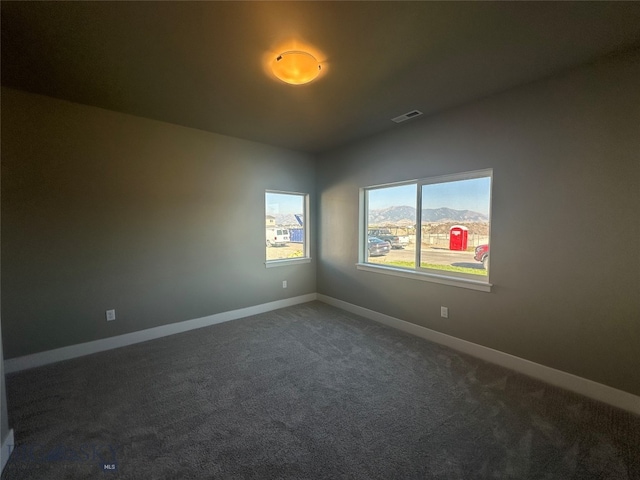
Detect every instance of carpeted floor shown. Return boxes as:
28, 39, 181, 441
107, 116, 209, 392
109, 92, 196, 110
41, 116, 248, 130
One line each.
2, 301, 639, 479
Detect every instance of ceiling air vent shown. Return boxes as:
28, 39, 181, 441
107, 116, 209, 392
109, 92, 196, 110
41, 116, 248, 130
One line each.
391, 110, 423, 124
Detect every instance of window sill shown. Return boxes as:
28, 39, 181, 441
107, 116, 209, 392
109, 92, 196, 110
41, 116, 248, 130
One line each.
265, 258, 312, 268
356, 263, 492, 292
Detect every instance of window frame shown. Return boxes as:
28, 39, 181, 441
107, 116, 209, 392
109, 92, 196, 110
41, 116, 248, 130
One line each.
265, 190, 311, 268
358, 169, 492, 292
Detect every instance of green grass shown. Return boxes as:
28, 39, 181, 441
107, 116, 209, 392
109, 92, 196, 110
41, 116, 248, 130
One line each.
372, 259, 486, 276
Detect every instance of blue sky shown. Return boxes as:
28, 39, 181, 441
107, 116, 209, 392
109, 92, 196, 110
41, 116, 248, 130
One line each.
266, 178, 491, 216
368, 177, 491, 215
266, 192, 304, 215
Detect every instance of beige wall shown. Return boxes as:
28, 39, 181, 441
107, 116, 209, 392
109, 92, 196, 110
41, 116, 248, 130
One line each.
0, 143, 9, 450
1, 291, 7, 447
316, 50, 640, 395
1, 136, 8, 446
1, 87, 316, 358
0, 320, 6, 449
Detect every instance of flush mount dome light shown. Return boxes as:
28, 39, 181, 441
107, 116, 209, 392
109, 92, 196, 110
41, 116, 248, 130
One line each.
272, 51, 321, 85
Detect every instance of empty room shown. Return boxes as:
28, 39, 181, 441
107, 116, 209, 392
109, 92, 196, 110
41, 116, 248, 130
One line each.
1, 2, 639, 479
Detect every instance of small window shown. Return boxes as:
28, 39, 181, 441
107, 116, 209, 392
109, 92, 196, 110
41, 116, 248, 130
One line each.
265, 191, 310, 266
360, 169, 492, 291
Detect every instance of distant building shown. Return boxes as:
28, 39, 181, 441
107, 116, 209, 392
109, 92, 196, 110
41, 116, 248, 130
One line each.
266, 215, 276, 227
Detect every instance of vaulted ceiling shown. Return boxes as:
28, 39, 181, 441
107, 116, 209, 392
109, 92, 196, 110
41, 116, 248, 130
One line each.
3, 1, 640, 153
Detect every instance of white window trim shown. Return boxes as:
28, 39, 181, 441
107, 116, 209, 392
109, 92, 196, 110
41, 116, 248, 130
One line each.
356, 263, 492, 292
265, 190, 311, 267
359, 169, 492, 292
266, 258, 312, 268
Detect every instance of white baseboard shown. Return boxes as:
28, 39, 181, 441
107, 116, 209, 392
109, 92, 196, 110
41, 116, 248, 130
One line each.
5, 292, 639, 416
4, 294, 317, 374
317, 294, 640, 416
1, 429, 14, 474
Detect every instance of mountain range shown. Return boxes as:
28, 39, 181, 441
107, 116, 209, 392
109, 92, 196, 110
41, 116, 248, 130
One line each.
368, 206, 488, 224
269, 213, 304, 226
269, 206, 487, 226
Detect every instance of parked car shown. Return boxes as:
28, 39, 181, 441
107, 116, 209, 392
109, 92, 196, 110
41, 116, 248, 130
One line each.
368, 229, 410, 249
474, 244, 489, 269
368, 237, 391, 257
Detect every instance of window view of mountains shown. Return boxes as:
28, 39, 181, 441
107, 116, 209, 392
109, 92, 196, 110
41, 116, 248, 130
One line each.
268, 213, 305, 226
369, 206, 488, 224
269, 206, 488, 227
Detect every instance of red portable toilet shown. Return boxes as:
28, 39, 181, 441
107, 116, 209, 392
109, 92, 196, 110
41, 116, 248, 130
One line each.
449, 226, 469, 251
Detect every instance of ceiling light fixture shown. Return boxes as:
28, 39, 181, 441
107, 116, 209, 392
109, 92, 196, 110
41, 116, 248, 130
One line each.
272, 51, 321, 85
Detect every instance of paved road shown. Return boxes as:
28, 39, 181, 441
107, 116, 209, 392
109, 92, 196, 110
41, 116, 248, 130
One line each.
372, 245, 485, 270
268, 242, 485, 271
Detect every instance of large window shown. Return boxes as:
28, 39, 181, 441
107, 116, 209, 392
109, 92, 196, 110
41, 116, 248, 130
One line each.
360, 169, 492, 291
265, 191, 310, 266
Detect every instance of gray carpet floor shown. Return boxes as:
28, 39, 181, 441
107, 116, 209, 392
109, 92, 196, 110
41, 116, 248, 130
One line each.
2, 301, 639, 479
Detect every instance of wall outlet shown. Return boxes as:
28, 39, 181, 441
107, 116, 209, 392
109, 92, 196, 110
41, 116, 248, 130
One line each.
282, 280, 287, 289
440, 306, 449, 319
106, 309, 116, 321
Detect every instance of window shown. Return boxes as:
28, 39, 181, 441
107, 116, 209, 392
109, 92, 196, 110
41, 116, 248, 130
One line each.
265, 191, 310, 266
359, 169, 492, 291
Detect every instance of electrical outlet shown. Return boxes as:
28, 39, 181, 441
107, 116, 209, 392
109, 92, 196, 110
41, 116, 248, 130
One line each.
106, 309, 116, 321
440, 306, 449, 319
282, 280, 287, 289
